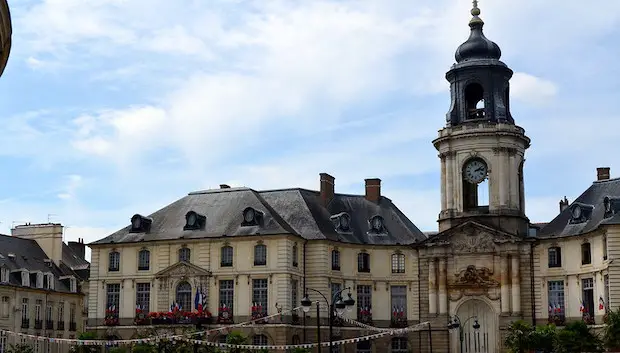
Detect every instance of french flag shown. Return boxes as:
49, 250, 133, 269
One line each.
195, 288, 203, 313
579, 300, 585, 313
554, 303, 561, 313
599, 296, 605, 311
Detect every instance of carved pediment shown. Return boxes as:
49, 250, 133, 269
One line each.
155, 262, 212, 279
424, 221, 520, 253
453, 265, 499, 288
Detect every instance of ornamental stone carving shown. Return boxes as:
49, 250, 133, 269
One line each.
451, 230, 496, 253
453, 265, 499, 288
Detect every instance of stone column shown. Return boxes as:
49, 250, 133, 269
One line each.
438, 257, 448, 314
511, 255, 521, 314
428, 258, 437, 315
500, 255, 510, 314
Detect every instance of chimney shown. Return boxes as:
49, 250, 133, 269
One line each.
559, 196, 569, 213
220, 184, 231, 189
597, 167, 611, 181
12, 223, 64, 266
68, 238, 86, 260
319, 173, 335, 206
365, 178, 382, 203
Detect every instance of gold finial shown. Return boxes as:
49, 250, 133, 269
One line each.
471, 0, 481, 16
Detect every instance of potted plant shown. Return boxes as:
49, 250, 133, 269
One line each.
357, 307, 373, 325
104, 308, 119, 326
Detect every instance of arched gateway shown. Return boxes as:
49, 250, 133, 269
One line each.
452, 299, 497, 353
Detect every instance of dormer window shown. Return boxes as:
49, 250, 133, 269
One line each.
21, 271, 29, 287
368, 215, 386, 234
130, 214, 152, 233
70, 278, 77, 293
184, 211, 206, 231
242, 207, 263, 226
604, 196, 620, 218
0, 267, 8, 283
46, 273, 54, 290
331, 212, 352, 232
569, 203, 594, 224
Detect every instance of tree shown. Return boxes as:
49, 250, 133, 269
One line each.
604, 308, 620, 351
6, 344, 34, 353
528, 324, 556, 353
554, 321, 603, 353
504, 320, 533, 353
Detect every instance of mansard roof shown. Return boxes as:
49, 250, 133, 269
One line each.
90, 187, 426, 246
540, 177, 620, 238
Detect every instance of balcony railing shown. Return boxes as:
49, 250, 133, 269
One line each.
57, 321, 64, 331
357, 310, 373, 325
45, 320, 54, 330
21, 319, 29, 329
69, 322, 77, 331
390, 315, 408, 328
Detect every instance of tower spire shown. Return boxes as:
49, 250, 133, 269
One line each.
469, 0, 484, 26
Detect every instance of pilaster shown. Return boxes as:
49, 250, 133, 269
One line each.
428, 258, 437, 315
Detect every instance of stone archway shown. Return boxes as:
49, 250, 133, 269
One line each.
452, 299, 497, 353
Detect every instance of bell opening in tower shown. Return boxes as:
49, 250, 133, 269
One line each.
462, 158, 490, 212
465, 83, 485, 120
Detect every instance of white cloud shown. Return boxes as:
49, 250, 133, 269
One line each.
510, 73, 558, 105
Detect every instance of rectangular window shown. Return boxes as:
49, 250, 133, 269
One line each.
0, 331, 6, 353
46, 302, 53, 322
254, 245, 267, 266
331, 251, 340, 271
547, 280, 565, 316
581, 243, 592, 265
21, 298, 28, 321
57, 303, 64, 323
221, 246, 233, 267
69, 304, 76, 323
357, 253, 370, 273
292, 245, 298, 267
1, 297, 8, 318
136, 283, 150, 312
291, 279, 298, 311
548, 247, 562, 268
219, 280, 234, 311
252, 279, 268, 315
391, 254, 405, 274
390, 286, 407, 317
0, 268, 8, 283
106, 283, 121, 311
35, 300, 42, 321
356, 285, 372, 319
331, 282, 342, 301
138, 250, 150, 271
582, 278, 595, 319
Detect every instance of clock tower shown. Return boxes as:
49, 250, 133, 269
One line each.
433, 1, 530, 235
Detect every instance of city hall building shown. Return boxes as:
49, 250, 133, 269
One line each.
86, 3, 619, 353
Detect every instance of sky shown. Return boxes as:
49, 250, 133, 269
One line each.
0, 0, 619, 258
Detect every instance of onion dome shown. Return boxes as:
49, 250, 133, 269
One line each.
455, 1, 501, 63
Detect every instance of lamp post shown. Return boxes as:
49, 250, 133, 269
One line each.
300, 287, 355, 353
448, 315, 481, 353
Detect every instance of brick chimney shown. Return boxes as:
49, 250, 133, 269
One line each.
365, 178, 381, 203
320, 173, 335, 206
597, 167, 611, 181
559, 196, 569, 213
68, 238, 86, 260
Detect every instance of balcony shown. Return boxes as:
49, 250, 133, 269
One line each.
45, 320, 54, 330
357, 310, 373, 325
34, 320, 43, 330
390, 315, 408, 328
217, 307, 233, 324
20, 319, 29, 329
57, 321, 64, 331
69, 322, 77, 331
138, 311, 213, 326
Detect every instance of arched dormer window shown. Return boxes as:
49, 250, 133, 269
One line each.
254, 244, 267, 266
581, 242, 592, 265
108, 251, 120, 272
130, 214, 152, 233
331, 250, 340, 271
569, 203, 594, 224
221, 245, 233, 267
548, 247, 561, 268
179, 247, 191, 263
391, 253, 405, 274
175, 281, 192, 311
242, 207, 263, 227
368, 215, 386, 234
138, 249, 150, 271
184, 211, 206, 230
331, 212, 352, 232
357, 253, 370, 273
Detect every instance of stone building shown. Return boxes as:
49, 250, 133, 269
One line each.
0, 223, 90, 353
86, 3, 619, 353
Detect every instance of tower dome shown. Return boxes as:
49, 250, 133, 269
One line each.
454, 1, 501, 63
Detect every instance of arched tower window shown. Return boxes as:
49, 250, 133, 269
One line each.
464, 83, 485, 120
175, 281, 192, 311
462, 158, 489, 211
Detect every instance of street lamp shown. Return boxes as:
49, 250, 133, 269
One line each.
300, 287, 355, 353
448, 315, 480, 353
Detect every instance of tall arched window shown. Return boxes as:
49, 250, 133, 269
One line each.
221, 246, 233, 267
108, 251, 120, 272
179, 247, 191, 263
138, 249, 150, 271
176, 282, 192, 312
254, 244, 267, 266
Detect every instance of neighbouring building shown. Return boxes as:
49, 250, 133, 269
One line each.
85, 3, 619, 353
0, 223, 90, 353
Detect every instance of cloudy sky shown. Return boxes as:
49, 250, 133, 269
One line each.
0, 0, 619, 253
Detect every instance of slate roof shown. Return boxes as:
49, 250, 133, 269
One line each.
0, 234, 80, 293
540, 177, 620, 238
91, 187, 426, 246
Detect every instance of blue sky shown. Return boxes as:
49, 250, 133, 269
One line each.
0, 0, 619, 252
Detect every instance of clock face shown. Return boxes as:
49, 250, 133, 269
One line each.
572, 205, 582, 219
464, 159, 488, 184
